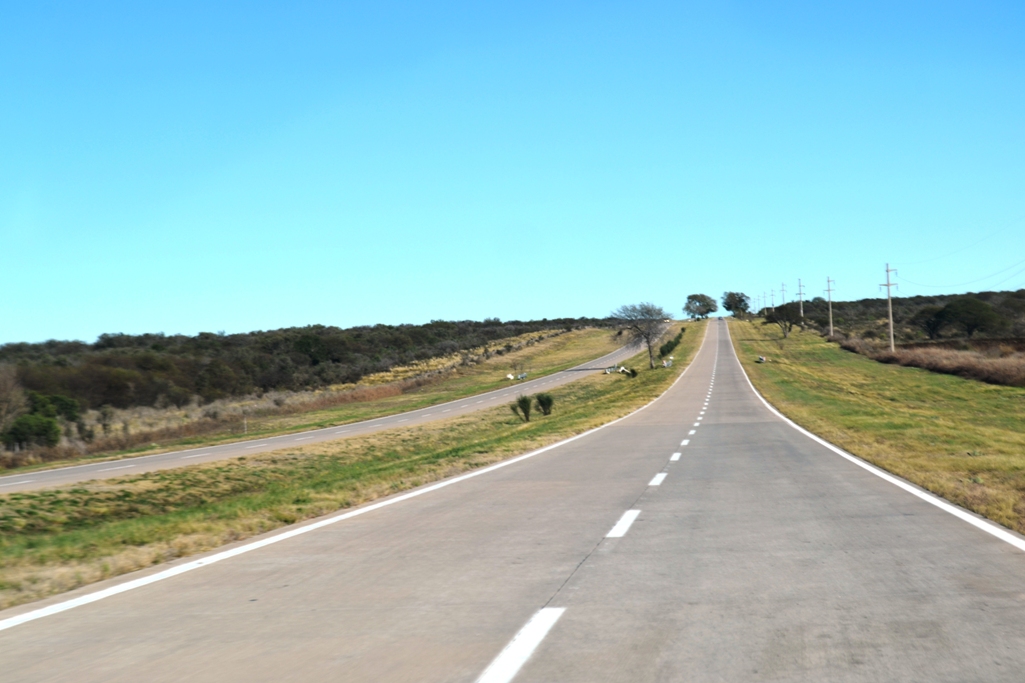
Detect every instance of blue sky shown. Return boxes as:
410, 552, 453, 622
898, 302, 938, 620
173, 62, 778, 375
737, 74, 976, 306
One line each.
2, 1, 1024, 343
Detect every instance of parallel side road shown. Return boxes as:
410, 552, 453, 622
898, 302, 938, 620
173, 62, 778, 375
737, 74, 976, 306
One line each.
0, 341, 642, 494
3, 320, 1025, 681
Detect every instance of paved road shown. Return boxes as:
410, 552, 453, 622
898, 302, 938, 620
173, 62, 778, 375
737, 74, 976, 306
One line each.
3, 319, 1025, 682
0, 341, 644, 494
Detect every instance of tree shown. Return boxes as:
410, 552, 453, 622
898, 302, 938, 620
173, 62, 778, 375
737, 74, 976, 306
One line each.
2, 414, 60, 449
763, 302, 802, 338
684, 294, 718, 319
0, 364, 25, 434
910, 306, 945, 339
937, 298, 1008, 338
721, 292, 751, 319
611, 303, 670, 369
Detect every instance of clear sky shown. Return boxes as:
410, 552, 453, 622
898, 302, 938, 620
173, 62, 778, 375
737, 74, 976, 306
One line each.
3, 1, 1024, 343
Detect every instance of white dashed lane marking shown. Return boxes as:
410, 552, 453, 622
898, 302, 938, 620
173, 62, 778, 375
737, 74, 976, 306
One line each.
607, 510, 641, 538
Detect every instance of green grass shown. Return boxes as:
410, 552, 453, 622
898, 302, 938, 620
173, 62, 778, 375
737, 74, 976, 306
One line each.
0, 321, 706, 609
730, 319, 1025, 534
6, 327, 625, 474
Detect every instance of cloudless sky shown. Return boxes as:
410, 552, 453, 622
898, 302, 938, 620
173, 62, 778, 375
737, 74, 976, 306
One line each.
2, 1, 1024, 343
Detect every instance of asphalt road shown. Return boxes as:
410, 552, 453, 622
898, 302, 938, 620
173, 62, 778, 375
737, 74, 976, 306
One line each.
3, 319, 1025, 682
0, 341, 643, 494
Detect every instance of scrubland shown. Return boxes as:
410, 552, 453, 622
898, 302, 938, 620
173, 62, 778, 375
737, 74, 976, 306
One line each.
3, 328, 617, 472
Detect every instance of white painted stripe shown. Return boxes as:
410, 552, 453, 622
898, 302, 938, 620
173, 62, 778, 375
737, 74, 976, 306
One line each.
443, 409, 452, 413
0, 326, 712, 633
693, 422, 700, 426
649, 473, 667, 486
244, 444, 261, 449
423, 414, 433, 417
670, 453, 681, 461
724, 321, 1025, 555
688, 430, 696, 435
476, 607, 565, 683
607, 509, 641, 538
397, 419, 409, 423
681, 439, 690, 445
97, 465, 134, 472
0, 480, 34, 487
333, 430, 350, 435
181, 453, 208, 460
294, 436, 313, 441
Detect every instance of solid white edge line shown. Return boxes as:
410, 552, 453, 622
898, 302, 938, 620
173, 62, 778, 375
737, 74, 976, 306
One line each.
0, 323, 711, 632
724, 321, 1025, 554
475, 607, 565, 683
607, 509, 641, 538
649, 473, 667, 486
670, 453, 681, 461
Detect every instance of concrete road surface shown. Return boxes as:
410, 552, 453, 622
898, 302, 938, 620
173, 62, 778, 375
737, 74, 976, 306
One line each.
3, 319, 1025, 682
0, 341, 642, 494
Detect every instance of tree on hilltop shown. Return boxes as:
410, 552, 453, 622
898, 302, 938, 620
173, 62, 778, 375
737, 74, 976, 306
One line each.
684, 294, 718, 319
721, 292, 751, 319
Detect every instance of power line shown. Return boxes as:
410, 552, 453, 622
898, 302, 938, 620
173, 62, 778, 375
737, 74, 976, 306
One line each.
896, 256, 1025, 289
903, 217, 1022, 267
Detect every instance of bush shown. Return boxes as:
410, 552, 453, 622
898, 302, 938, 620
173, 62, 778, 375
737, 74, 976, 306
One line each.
3, 414, 61, 448
659, 330, 684, 358
535, 393, 554, 416
510, 395, 532, 422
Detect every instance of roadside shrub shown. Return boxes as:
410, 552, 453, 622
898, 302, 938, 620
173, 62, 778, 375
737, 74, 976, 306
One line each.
535, 393, 554, 416
659, 330, 685, 358
2, 414, 60, 448
510, 395, 532, 422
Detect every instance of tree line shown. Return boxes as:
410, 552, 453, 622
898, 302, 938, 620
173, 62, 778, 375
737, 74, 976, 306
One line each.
0, 318, 609, 422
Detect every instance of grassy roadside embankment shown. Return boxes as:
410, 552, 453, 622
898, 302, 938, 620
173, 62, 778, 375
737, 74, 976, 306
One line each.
5, 328, 623, 474
730, 319, 1025, 534
0, 321, 705, 610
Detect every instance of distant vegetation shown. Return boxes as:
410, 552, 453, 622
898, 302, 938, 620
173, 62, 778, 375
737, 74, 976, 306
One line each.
746, 288, 1025, 388
755, 289, 1025, 342
0, 318, 610, 451
0, 318, 607, 410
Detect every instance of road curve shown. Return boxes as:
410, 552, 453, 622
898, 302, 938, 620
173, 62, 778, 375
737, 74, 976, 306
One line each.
3, 319, 1025, 682
0, 340, 644, 494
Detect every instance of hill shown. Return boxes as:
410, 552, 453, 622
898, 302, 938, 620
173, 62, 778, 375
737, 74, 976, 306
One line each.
0, 318, 609, 412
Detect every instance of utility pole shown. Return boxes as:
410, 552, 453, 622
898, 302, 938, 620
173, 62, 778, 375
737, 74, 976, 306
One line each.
825, 277, 835, 337
880, 263, 897, 352
770, 290, 775, 311
781, 282, 787, 305
797, 279, 805, 318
